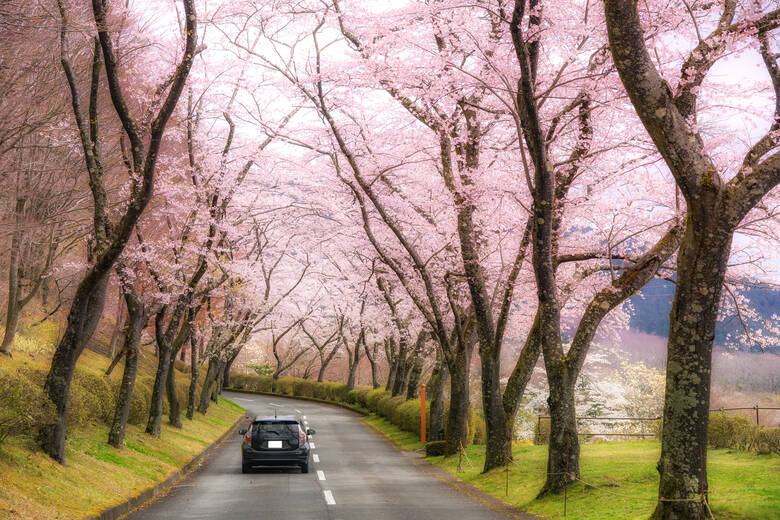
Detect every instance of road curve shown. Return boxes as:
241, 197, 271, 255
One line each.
125, 391, 512, 520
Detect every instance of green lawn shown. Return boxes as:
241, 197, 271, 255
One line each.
363, 415, 780, 520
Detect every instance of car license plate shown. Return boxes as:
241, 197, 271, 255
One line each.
268, 440, 283, 449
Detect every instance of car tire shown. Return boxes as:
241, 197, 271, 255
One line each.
242, 463, 251, 474
301, 462, 309, 474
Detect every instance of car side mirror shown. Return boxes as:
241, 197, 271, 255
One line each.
306, 428, 316, 436
238, 429, 247, 435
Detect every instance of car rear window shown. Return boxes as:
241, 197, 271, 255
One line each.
253, 421, 299, 435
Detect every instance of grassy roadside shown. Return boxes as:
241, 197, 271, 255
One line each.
363, 415, 780, 520
0, 325, 245, 520
0, 397, 242, 520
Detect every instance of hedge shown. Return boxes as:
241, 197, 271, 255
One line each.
226, 374, 487, 446
0, 362, 201, 448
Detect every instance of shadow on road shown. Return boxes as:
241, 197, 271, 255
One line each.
242, 467, 305, 475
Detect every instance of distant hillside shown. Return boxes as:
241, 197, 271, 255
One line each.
628, 279, 780, 353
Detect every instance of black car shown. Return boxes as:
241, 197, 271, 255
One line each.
239, 416, 315, 474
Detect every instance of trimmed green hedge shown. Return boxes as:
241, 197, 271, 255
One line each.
227, 374, 487, 446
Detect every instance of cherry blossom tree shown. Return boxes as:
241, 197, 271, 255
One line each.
604, 1, 780, 516
39, 0, 197, 463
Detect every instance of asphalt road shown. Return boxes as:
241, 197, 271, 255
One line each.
125, 391, 512, 520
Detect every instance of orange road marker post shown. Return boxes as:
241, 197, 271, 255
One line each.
420, 384, 426, 444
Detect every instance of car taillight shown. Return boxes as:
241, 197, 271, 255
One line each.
244, 430, 251, 444
299, 428, 306, 444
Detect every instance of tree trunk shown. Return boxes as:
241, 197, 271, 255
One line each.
652, 225, 731, 519
406, 353, 423, 400
165, 349, 181, 428
38, 270, 109, 462
497, 316, 543, 468
108, 291, 145, 448
212, 359, 224, 402
480, 333, 507, 471
391, 333, 410, 397
222, 355, 235, 388
539, 370, 579, 496
108, 285, 125, 360
444, 340, 473, 455
1, 197, 25, 357
0, 294, 20, 357
364, 341, 380, 388
198, 358, 217, 414
146, 311, 174, 437
385, 337, 400, 392
427, 354, 448, 441
186, 336, 199, 420
146, 340, 172, 436
346, 360, 358, 390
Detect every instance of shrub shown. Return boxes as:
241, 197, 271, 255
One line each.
533, 416, 550, 445
708, 413, 780, 454
68, 371, 115, 427
352, 387, 372, 408
229, 374, 252, 390
0, 371, 55, 447
127, 380, 150, 426
755, 426, 780, 455
425, 440, 447, 456
274, 377, 296, 396
709, 413, 754, 451
253, 375, 274, 393
312, 382, 329, 400
293, 380, 314, 398
470, 414, 487, 445
323, 382, 349, 402
344, 387, 370, 406
377, 395, 405, 420
393, 399, 421, 434
365, 389, 390, 413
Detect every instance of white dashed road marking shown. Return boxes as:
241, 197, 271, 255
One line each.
232, 398, 253, 402
323, 490, 336, 505
313, 454, 320, 463
317, 470, 326, 481
310, 442, 316, 449
295, 409, 301, 413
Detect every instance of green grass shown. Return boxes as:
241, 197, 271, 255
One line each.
364, 415, 780, 520
0, 326, 245, 520
0, 397, 242, 520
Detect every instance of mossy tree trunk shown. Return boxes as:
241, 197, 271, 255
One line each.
1, 197, 26, 357
426, 352, 448, 441
364, 340, 381, 389
108, 288, 147, 448
384, 336, 398, 392
40, 271, 109, 462
444, 328, 475, 455
652, 222, 731, 518
186, 335, 199, 420
198, 358, 218, 414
